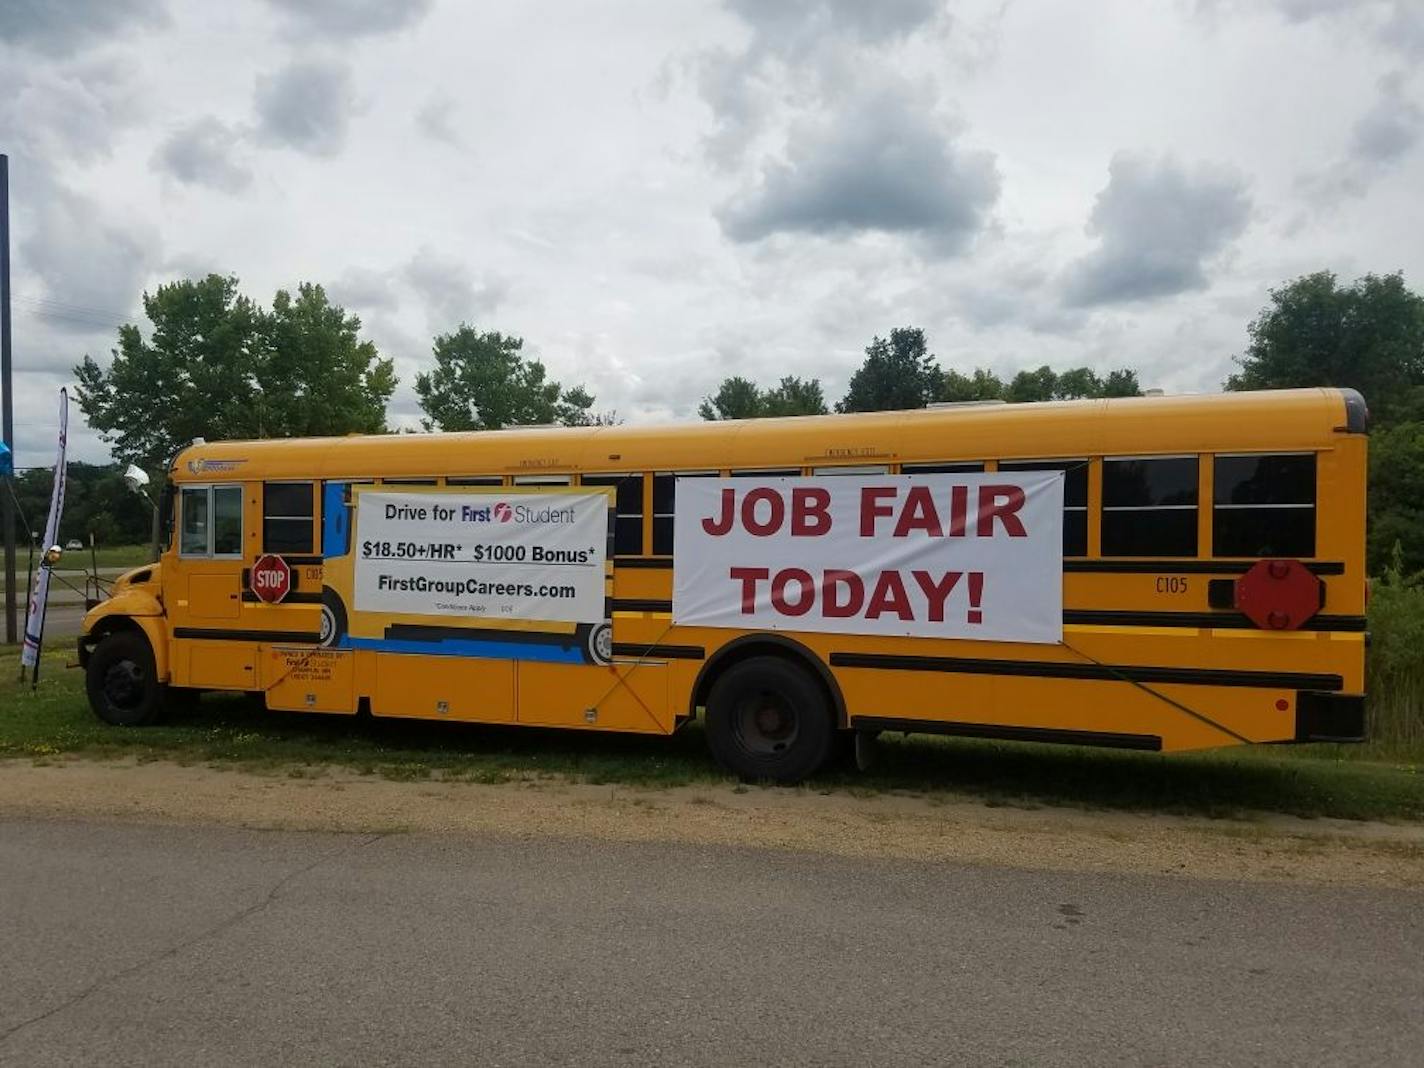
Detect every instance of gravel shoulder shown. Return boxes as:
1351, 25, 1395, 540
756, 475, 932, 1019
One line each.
4, 758, 1423, 888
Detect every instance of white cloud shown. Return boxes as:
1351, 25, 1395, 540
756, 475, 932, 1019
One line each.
254, 57, 357, 157
0, 0, 167, 55
403, 248, 509, 332
1301, 72, 1424, 201
0, 0, 1419, 462
263, 0, 433, 38
415, 93, 459, 144
717, 83, 1000, 255
1062, 154, 1252, 307
153, 117, 252, 192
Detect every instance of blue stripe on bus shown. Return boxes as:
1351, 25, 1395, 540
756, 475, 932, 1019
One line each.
323, 481, 349, 559
342, 636, 584, 663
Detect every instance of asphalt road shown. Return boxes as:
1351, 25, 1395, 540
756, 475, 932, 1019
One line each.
3, 567, 134, 643
1, 819, 1420, 1067
27, 603, 84, 642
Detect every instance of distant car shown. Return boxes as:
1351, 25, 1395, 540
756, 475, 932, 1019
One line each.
64, 539, 84, 551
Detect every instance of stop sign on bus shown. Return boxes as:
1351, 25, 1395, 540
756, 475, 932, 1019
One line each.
250, 554, 292, 604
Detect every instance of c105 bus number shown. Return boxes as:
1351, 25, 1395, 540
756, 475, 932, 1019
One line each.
1155, 576, 1189, 594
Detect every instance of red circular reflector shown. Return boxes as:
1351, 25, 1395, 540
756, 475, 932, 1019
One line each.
1275, 699, 1289, 712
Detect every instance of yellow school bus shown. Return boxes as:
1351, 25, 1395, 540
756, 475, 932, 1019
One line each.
78, 387, 1368, 782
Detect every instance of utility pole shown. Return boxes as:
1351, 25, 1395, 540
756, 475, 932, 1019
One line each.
1, 154, 16, 645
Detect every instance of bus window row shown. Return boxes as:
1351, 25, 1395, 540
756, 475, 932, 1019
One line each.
593, 454, 1316, 560
173, 453, 1319, 562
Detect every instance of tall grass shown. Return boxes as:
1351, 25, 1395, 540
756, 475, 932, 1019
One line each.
1367, 557, 1424, 751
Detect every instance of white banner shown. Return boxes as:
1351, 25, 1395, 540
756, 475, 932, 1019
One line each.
673, 473, 1064, 644
22, 388, 69, 669
352, 490, 608, 624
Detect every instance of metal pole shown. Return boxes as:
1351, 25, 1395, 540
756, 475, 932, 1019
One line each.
1, 154, 17, 646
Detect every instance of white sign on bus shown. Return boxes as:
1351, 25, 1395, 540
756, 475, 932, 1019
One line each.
672, 473, 1065, 644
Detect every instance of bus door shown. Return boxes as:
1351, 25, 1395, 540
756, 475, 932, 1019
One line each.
174, 483, 246, 620
171, 482, 255, 689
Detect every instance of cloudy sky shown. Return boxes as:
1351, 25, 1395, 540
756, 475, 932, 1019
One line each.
2, 0, 1421, 464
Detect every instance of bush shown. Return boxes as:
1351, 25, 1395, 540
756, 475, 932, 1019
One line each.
1366, 552, 1424, 751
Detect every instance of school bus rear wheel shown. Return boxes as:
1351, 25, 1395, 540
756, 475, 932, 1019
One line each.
85, 630, 163, 727
704, 655, 834, 784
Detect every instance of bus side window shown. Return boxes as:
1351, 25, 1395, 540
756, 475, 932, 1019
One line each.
999, 460, 1088, 557
812, 465, 889, 476
1101, 456, 1198, 557
901, 462, 985, 474
1213, 454, 1316, 557
179, 485, 242, 557
653, 471, 717, 555
179, 487, 209, 556
582, 474, 645, 556
264, 482, 316, 555
213, 486, 243, 557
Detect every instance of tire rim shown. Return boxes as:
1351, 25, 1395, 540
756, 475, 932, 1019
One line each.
319, 605, 335, 646
102, 659, 145, 711
732, 689, 799, 755
592, 624, 612, 664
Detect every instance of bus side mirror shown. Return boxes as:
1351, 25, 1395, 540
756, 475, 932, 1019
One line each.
123, 465, 151, 493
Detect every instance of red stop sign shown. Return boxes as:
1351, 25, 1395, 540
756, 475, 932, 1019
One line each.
250, 554, 292, 604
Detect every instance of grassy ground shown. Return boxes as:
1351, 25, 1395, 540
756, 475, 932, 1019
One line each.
2, 650, 1421, 822
52, 544, 154, 570
0, 545, 152, 595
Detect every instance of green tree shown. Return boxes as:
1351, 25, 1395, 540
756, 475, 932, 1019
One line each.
11, 463, 151, 549
1368, 422, 1424, 573
837, 327, 942, 413
1006, 365, 1058, 403
1226, 271, 1424, 424
763, 376, 828, 417
414, 325, 595, 430
698, 376, 763, 420
257, 283, 395, 437
73, 274, 395, 468
939, 368, 1005, 402
1226, 270, 1424, 573
1102, 368, 1141, 397
699, 375, 828, 419
1053, 367, 1103, 400
559, 387, 621, 427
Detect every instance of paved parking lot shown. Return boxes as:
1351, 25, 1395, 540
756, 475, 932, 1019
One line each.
2, 817, 1421, 1066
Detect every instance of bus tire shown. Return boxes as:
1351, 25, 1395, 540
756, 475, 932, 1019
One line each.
320, 588, 348, 648
86, 630, 163, 727
581, 621, 612, 665
704, 656, 834, 784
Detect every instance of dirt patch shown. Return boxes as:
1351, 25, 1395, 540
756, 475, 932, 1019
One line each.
4, 758, 1423, 888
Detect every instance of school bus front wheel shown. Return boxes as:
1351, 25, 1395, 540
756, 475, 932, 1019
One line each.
85, 630, 165, 727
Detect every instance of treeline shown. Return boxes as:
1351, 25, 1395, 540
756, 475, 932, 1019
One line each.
698, 327, 1140, 419
73, 275, 607, 474
8, 462, 152, 549
68, 269, 1424, 574
1222, 271, 1424, 575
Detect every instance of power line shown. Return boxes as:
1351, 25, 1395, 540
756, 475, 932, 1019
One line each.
11, 294, 133, 330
